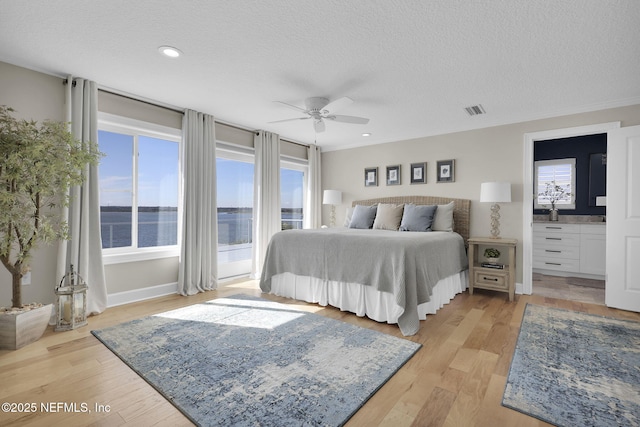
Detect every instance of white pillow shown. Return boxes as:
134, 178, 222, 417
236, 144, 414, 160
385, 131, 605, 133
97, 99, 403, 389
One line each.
432, 201, 455, 231
373, 204, 404, 231
343, 207, 355, 227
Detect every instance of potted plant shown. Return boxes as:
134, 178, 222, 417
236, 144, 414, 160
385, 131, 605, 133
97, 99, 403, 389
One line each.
538, 181, 571, 221
483, 247, 501, 263
0, 106, 100, 350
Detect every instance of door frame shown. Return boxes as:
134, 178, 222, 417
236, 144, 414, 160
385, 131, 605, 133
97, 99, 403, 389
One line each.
521, 122, 620, 295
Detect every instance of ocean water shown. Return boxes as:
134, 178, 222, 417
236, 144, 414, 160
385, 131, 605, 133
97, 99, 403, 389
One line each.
100, 209, 302, 249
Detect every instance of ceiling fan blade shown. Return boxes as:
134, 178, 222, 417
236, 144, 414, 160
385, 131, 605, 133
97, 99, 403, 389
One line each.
268, 117, 310, 124
322, 96, 353, 113
326, 114, 370, 124
273, 101, 307, 113
314, 119, 325, 133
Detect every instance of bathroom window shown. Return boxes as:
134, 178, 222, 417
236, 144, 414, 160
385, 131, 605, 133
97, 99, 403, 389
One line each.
535, 158, 576, 210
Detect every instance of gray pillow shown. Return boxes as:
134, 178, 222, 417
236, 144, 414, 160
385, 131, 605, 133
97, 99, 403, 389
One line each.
348, 204, 378, 229
399, 204, 437, 231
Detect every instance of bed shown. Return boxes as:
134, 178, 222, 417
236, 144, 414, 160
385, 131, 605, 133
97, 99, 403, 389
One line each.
259, 196, 470, 336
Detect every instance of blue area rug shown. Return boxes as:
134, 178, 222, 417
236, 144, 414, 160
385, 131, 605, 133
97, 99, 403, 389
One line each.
502, 304, 640, 427
92, 294, 421, 426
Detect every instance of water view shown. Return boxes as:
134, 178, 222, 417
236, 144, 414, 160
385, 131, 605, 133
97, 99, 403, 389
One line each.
100, 207, 303, 254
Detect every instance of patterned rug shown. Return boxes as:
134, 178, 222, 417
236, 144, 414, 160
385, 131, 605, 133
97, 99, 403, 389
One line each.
92, 294, 421, 426
502, 304, 640, 427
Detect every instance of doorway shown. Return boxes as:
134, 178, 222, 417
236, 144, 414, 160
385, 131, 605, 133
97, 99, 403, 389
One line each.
521, 122, 620, 297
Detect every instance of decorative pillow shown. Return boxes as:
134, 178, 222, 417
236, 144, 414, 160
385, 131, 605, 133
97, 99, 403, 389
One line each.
343, 207, 355, 227
348, 204, 378, 229
432, 201, 455, 231
399, 204, 437, 232
373, 204, 404, 231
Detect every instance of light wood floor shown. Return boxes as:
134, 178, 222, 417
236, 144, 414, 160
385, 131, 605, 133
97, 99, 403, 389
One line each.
1, 279, 638, 427
532, 273, 605, 305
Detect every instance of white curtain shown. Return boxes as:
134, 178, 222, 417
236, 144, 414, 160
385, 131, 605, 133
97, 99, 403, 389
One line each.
179, 110, 218, 295
304, 144, 322, 229
57, 77, 107, 315
251, 131, 281, 279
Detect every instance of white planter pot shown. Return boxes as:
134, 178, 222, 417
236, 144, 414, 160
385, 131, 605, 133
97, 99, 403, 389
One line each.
0, 304, 53, 350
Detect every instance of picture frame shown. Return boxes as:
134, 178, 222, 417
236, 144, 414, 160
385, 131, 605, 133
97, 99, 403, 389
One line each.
386, 165, 401, 186
364, 167, 378, 187
410, 162, 427, 184
436, 159, 455, 183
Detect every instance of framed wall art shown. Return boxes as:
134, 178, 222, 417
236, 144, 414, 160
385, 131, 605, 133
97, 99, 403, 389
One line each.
410, 162, 427, 184
436, 159, 455, 183
364, 167, 378, 187
386, 165, 401, 185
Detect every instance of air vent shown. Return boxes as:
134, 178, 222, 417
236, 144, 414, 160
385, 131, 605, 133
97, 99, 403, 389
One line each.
464, 104, 486, 116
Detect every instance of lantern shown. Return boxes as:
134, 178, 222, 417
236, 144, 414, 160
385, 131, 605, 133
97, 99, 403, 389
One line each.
55, 265, 88, 331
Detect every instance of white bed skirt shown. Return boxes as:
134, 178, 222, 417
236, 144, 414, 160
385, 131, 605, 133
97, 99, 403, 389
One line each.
269, 270, 469, 325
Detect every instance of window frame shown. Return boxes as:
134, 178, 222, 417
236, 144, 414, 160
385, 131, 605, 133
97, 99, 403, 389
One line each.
98, 112, 182, 264
534, 158, 576, 210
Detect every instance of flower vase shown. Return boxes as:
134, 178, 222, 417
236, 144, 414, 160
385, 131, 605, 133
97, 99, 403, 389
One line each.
549, 209, 559, 221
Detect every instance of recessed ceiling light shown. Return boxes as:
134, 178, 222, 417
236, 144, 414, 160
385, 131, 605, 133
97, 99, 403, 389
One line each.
362, 133, 371, 137
158, 46, 182, 58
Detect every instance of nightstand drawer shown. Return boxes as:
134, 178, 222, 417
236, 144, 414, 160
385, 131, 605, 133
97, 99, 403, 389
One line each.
474, 270, 508, 290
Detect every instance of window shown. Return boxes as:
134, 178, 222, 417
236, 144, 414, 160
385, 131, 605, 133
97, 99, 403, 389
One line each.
281, 159, 307, 230
98, 114, 181, 262
535, 158, 576, 209
216, 151, 254, 268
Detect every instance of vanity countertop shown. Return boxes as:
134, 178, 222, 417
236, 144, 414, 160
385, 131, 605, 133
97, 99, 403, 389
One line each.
533, 214, 605, 224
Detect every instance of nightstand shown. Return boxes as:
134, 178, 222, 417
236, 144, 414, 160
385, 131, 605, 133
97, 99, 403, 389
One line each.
468, 237, 517, 301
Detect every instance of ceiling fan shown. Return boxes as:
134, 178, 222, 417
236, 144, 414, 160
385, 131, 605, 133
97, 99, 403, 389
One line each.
269, 96, 369, 133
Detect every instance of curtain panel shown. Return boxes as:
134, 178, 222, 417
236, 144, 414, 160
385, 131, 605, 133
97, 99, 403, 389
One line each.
305, 144, 322, 229
252, 131, 281, 279
57, 77, 108, 315
179, 110, 218, 295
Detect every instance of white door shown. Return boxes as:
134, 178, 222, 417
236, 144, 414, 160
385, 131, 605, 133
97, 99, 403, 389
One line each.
606, 125, 640, 312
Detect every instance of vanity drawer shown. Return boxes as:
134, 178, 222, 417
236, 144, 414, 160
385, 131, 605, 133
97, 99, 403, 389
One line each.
533, 223, 580, 234
533, 234, 580, 248
533, 245, 579, 260
533, 257, 580, 273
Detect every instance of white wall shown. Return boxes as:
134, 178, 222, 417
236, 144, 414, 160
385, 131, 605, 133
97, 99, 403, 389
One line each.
3, 59, 639, 303
321, 104, 640, 283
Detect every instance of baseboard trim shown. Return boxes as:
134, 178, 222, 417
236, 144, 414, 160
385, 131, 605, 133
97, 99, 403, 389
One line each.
106, 275, 253, 308
107, 282, 178, 308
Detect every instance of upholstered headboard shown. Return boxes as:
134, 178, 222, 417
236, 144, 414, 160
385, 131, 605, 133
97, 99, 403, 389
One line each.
352, 196, 471, 246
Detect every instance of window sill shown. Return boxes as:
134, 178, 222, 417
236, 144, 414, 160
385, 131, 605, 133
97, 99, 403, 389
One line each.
102, 247, 180, 265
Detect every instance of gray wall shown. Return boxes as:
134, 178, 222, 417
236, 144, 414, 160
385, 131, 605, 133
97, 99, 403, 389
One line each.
0, 61, 65, 305
321, 104, 640, 284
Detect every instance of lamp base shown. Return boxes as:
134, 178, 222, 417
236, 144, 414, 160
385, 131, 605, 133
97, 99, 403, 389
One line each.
489, 203, 501, 238
329, 205, 336, 228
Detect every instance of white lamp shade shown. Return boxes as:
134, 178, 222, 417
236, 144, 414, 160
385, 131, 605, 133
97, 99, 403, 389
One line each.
480, 182, 511, 203
323, 190, 342, 205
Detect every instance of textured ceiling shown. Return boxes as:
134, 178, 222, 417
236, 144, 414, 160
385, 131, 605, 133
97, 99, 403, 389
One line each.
1, 0, 639, 151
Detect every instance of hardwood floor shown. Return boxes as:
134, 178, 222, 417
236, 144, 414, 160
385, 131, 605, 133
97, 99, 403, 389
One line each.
532, 273, 605, 305
1, 279, 638, 427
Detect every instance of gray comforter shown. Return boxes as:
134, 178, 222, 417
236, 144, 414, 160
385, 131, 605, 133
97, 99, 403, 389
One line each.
260, 228, 468, 335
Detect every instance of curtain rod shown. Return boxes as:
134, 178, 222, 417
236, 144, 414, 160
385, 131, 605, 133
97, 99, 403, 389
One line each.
72, 84, 310, 148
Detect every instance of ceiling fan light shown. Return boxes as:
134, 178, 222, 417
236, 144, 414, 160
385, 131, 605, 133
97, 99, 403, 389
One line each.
158, 46, 182, 58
